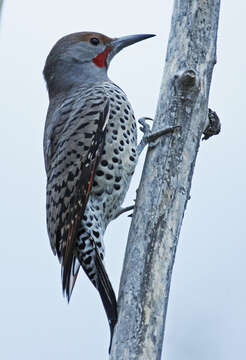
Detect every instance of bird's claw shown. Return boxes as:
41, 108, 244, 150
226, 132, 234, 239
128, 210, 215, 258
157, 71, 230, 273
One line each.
138, 117, 153, 136
137, 117, 153, 155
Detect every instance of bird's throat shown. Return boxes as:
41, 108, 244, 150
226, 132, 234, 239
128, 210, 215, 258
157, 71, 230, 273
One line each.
93, 47, 110, 68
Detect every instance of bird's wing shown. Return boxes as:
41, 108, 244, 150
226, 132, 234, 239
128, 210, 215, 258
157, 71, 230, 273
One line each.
45, 92, 110, 296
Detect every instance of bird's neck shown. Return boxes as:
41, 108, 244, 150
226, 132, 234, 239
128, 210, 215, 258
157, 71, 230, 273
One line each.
47, 60, 109, 99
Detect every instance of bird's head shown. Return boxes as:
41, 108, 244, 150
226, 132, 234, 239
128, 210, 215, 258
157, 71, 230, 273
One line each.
43, 31, 155, 98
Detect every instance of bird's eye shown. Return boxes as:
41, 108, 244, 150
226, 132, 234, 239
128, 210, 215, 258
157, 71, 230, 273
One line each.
90, 37, 100, 46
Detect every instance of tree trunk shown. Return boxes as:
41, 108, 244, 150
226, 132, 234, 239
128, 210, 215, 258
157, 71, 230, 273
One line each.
0, 1, 3, 16
109, 0, 221, 359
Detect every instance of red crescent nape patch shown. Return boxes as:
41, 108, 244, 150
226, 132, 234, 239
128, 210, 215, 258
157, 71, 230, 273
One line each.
93, 47, 110, 68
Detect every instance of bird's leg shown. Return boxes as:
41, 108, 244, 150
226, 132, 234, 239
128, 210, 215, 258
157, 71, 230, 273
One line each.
137, 117, 180, 156
202, 108, 221, 140
137, 117, 152, 155
113, 205, 135, 220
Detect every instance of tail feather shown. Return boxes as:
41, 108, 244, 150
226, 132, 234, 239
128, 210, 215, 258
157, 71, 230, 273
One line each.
94, 247, 117, 353
65, 240, 118, 352
62, 255, 80, 302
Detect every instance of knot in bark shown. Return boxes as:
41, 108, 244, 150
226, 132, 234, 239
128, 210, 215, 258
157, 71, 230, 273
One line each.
175, 69, 199, 93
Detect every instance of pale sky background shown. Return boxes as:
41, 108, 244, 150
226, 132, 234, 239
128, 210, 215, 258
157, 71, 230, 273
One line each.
1, 1, 245, 359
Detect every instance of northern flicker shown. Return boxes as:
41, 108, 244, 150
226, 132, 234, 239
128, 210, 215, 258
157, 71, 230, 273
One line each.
43, 31, 155, 348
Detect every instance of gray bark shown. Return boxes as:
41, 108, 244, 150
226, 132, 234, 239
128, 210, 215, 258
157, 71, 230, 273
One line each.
0, 1, 3, 17
110, 0, 221, 359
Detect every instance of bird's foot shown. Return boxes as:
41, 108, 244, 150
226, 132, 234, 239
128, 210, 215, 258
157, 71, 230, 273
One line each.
137, 117, 152, 155
137, 117, 180, 155
202, 109, 221, 140
113, 205, 135, 220
138, 117, 153, 136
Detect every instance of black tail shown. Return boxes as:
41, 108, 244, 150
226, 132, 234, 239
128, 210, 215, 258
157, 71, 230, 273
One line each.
94, 247, 117, 353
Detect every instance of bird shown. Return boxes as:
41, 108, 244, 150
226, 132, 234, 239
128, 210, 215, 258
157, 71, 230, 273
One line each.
43, 31, 155, 349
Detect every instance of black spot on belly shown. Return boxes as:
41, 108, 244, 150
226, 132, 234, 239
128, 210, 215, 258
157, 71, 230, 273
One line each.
96, 191, 103, 196
101, 160, 108, 167
84, 256, 92, 265
93, 231, 100, 238
78, 242, 86, 250
106, 174, 113, 180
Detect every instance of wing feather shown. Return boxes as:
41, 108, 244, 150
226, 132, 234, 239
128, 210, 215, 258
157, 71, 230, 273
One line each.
44, 91, 110, 299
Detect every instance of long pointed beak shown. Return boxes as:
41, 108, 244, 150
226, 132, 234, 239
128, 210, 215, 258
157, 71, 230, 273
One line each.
107, 33, 155, 63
